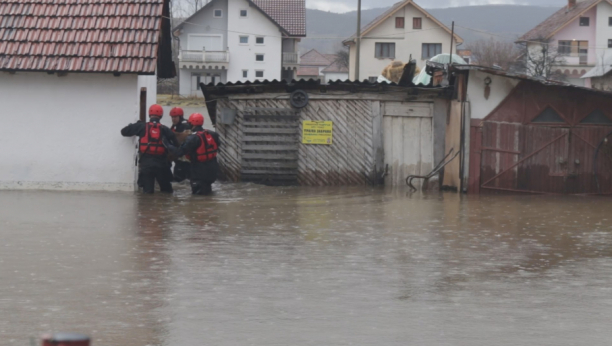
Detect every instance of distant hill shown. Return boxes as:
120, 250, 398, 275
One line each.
302, 5, 559, 54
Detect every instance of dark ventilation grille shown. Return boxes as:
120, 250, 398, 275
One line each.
532, 107, 565, 123
580, 109, 612, 124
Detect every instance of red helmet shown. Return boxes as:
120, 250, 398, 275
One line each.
149, 104, 164, 118
188, 113, 204, 126
169, 107, 184, 117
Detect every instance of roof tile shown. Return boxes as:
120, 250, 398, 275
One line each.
0, 0, 166, 73
519, 0, 598, 41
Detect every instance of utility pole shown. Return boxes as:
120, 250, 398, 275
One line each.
355, 0, 362, 81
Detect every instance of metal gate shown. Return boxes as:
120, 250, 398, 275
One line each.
477, 121, 612, 194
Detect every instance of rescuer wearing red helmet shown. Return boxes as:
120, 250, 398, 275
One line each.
168, 107, 193, 182
121, 104, 178, 194
164, 112, 221, 195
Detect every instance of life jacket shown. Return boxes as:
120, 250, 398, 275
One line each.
187, 131, 218, 162
139, 122, 166, 156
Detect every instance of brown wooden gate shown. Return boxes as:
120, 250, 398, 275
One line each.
477, 121, 612, 194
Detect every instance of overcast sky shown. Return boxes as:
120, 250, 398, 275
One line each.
306, 0, 565, 12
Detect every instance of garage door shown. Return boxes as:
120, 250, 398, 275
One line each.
383, 102, 434, 186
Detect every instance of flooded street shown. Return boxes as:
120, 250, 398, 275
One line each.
2, 185, 612, 346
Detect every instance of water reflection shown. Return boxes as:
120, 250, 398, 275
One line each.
2, 185, 612, 345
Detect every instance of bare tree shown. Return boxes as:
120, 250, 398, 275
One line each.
172, 0, 206, 18
466, 38, 518, 70
335, 48, 349, 68
515, 38, 566, 81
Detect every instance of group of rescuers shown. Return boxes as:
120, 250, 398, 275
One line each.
121, 104, 221, 195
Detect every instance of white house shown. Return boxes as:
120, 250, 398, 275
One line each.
518, 0, 612, 87
343, 0, 463, 82
174, 0, 306, 97
0, 0, 175, 191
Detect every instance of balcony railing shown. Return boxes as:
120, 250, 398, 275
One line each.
282, 52, 299, 65
180, 50, 230, 63
559, 52, 589, 65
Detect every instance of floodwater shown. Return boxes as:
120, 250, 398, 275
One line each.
2, 184, 612, 346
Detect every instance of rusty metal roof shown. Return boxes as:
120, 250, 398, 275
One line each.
0, 0, 173, 74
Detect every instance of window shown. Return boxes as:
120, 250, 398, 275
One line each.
532, 107, 565, 123
580, 109, 612, 124
196, 76, 201, 90
256, 37, 264, 44
580, 17, 590, 26
240, 9, 248, 17
608, 39, 612, 48
609, 17, 612, 26
413, 17, 422, 29
242, 70, 248, 78
374, 42, 395, 58
395, 17, 405, 28
214, 9, 223, 18
255, 70, 264, 78
558, 40, 572, 55
239, 36, 248, 44
368, 76, 378, 83
422, 43, 442, 59
255, 54, 264, 62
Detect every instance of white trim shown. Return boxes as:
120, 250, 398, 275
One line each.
187, 34, 223, 50
213, 9, 223, 18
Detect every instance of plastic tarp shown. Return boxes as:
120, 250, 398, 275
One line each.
413, 53, 467, 86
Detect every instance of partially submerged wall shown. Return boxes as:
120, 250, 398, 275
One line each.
0, 72, 139, 191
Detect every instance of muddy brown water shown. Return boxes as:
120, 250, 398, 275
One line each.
2, 184, 612, 345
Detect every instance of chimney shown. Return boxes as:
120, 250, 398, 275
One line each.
568, 0, 577, 9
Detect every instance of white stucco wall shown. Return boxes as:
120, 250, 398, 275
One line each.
226, 0, 282, 82
138, 75, 157, 109
324, 72, 349, 82
347, 2, 457, 81
0, 72, 140, 191
552, 6, 597, 65
595, 2, 612, 65
466, 70, 519, 119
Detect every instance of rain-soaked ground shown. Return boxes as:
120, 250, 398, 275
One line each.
2, 183, 612, 346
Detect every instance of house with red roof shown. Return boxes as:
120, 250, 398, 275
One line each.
343, 0, 462, 82
0, 0, 174, 191
173, 0, 306, 96
518, 0, 612, 87
297, 49, 349, 83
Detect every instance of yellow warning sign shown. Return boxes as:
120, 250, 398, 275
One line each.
302, 121, 333, 145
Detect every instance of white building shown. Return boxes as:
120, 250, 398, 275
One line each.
297, 49, 349, 83
519, 0, 612, 87
174, 0, 306, 97
0, 0, 174, 191
343, 0, 462, 82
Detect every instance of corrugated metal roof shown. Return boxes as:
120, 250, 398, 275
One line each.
0, 0, 169, 74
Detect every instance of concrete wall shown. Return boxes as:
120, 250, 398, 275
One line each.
466, 70, 519, 119
0, 72, 140, 191
227, 0, 282, 82
348, 2, 457, 80
595, 2, 612, 66
138, 75, 157, 109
